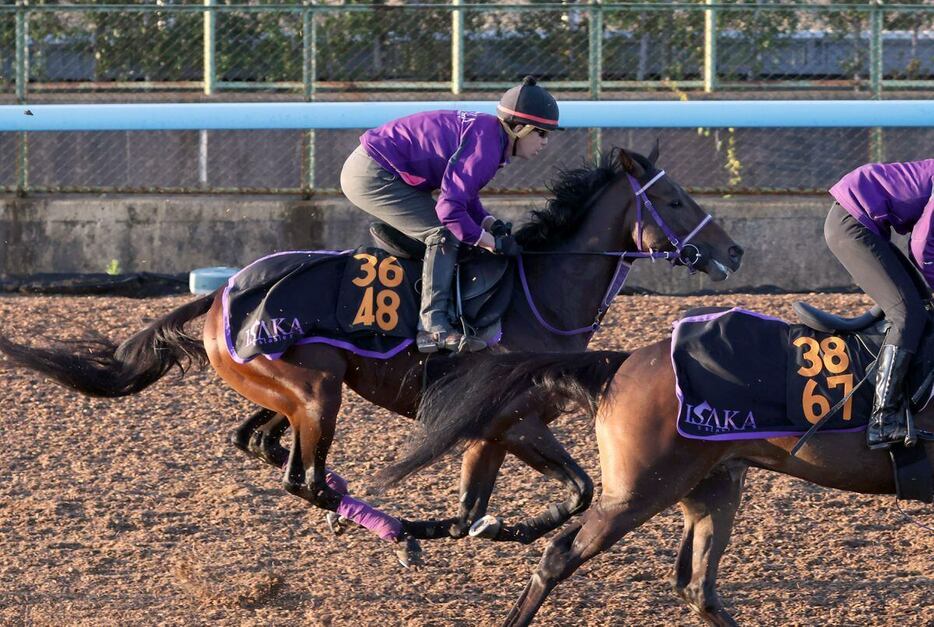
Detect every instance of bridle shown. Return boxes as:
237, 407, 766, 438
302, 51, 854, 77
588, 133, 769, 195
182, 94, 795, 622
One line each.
630, 170, 712, 271
517, 168, 714, 336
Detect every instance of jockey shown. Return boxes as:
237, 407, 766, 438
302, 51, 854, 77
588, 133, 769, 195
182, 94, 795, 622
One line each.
340, 76, 559, 354
824, 159, 934, 449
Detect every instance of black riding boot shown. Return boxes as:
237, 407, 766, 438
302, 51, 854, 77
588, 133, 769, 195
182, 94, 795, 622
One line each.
867, 344, 914, 450
416, 230, 485, 354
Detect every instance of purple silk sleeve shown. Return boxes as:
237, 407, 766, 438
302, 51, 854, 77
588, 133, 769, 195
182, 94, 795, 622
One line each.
436, 118, 504, 244
465, 195, 491, 228
909, 197, 934, 290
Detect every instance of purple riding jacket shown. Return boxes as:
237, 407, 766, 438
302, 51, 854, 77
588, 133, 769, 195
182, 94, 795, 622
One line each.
360, 110, 509, 244
830, 159, 934, 287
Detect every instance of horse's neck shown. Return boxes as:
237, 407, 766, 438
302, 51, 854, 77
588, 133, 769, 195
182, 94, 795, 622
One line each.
504, 187, 635, 352
508, 255, 622, 351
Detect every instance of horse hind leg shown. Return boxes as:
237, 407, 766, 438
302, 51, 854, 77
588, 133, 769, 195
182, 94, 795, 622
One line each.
280, 369, 345, 511
672, 462, 747, 627
279, 366, 418, 564
230, 407, 290, 467
230, 408, 353, 534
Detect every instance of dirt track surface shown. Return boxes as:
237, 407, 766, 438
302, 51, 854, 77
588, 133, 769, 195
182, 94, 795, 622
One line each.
0, 292, 932, 626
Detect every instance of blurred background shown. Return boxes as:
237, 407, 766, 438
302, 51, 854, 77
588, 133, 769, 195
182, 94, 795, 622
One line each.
2, 0, 933, 197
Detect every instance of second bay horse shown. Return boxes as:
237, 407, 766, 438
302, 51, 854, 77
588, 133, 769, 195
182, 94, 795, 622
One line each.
381, 338, 933, 624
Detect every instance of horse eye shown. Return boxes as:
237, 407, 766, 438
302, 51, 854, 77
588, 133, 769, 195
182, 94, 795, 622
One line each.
670, 200, 682, 208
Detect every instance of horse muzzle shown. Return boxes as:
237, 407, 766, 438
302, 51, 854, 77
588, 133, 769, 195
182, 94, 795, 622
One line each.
690, 243, 743, 281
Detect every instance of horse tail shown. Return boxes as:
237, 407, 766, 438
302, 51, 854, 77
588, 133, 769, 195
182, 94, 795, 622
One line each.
0, 293, 215, 398
377, 350, 629, 489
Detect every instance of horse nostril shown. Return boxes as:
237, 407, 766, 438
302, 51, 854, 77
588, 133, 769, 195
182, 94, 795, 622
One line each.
729, 245, 744, 264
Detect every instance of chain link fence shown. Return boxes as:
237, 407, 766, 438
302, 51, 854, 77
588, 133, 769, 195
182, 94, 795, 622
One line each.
2, 1, 933, 195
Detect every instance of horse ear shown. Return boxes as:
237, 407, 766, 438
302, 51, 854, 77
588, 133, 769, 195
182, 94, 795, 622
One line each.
618, 148, 640, 175
648, 138, 660, 165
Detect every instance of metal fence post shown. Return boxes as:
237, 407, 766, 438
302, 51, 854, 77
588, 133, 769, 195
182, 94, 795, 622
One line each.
201, 0, 216, 188
451, 0, 464, 96
303, 1, 318, 196
15, 0, 28, 196
869, 0, 884, 162
203, 0, 216, 95
588, 0, 602, 161
704, 0, 718, 93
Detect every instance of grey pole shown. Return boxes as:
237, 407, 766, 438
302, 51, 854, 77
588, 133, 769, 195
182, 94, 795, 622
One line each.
201, 0, 216, 188
303, 1, 318, 195
869, 0, 884, 162
588, 0, 603, 161
704, 0, 718, 93
451, 0, 464, 96
15, 0, 28, 196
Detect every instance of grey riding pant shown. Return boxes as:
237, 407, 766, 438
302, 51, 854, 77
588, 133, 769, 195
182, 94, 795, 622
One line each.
824, 203, 927, 351
339, 145, 445, 242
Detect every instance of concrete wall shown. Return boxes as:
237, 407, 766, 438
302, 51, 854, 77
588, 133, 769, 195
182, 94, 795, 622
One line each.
0, 193, 861, 294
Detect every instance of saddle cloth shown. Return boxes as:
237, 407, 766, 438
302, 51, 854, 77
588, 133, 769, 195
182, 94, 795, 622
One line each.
223, 247, 513, 363
672, 307, 934, 441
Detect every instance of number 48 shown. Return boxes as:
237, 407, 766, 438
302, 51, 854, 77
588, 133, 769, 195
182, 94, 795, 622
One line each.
352, 254, 403, 331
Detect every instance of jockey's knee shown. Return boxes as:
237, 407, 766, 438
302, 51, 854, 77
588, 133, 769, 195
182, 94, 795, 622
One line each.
424, 227, 456, 248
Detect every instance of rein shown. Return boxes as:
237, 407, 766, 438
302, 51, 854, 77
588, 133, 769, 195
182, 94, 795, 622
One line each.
518, 170, 713, 336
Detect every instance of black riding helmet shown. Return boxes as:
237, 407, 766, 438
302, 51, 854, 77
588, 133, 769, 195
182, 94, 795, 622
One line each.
497, 76, 561, 146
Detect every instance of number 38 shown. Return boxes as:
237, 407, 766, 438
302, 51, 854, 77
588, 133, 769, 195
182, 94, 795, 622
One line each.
792, 335, 853, 423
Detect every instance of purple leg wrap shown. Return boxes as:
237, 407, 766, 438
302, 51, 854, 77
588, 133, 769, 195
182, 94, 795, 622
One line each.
325, 470, 349, 495
336, 494, 403, 542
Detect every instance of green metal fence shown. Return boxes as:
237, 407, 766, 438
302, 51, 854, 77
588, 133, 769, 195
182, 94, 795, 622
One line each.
2, 1, 934, 196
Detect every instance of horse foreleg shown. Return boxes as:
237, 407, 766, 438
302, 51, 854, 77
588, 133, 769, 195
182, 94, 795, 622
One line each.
402, 439, 508, 540
502, 494, 665, 627
230, 407, 290, 467
474, 415, 592, 545
454, 439, 508, 535
672, 462, 747, 627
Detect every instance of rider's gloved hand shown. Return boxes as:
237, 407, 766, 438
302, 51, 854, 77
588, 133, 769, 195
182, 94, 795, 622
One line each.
477, 230, 496, 252
490, 219, 512, 238
494, 234, 523, 257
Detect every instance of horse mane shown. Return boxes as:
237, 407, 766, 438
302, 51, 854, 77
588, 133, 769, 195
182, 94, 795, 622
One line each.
514, 147, 657, 251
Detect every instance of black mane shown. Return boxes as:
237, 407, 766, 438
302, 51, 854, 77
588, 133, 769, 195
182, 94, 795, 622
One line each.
514, 148, 656, 251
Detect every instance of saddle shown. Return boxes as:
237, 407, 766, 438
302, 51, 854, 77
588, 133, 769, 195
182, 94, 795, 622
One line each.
792, 300, 934, 504
370, 221, 515, 339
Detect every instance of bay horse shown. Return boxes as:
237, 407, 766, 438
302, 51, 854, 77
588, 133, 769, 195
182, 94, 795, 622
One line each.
0, 147, 742, 562
380, 342, 934, 624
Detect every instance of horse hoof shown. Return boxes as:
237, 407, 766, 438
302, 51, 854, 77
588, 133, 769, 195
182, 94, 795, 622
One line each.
229, 429, 250, 452
394, 535, 423, 569
468, 515, 502, 539
325, 512, 348, 536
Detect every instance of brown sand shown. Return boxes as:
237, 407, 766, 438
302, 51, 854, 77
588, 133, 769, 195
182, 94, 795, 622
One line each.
0, 293, 931, 626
